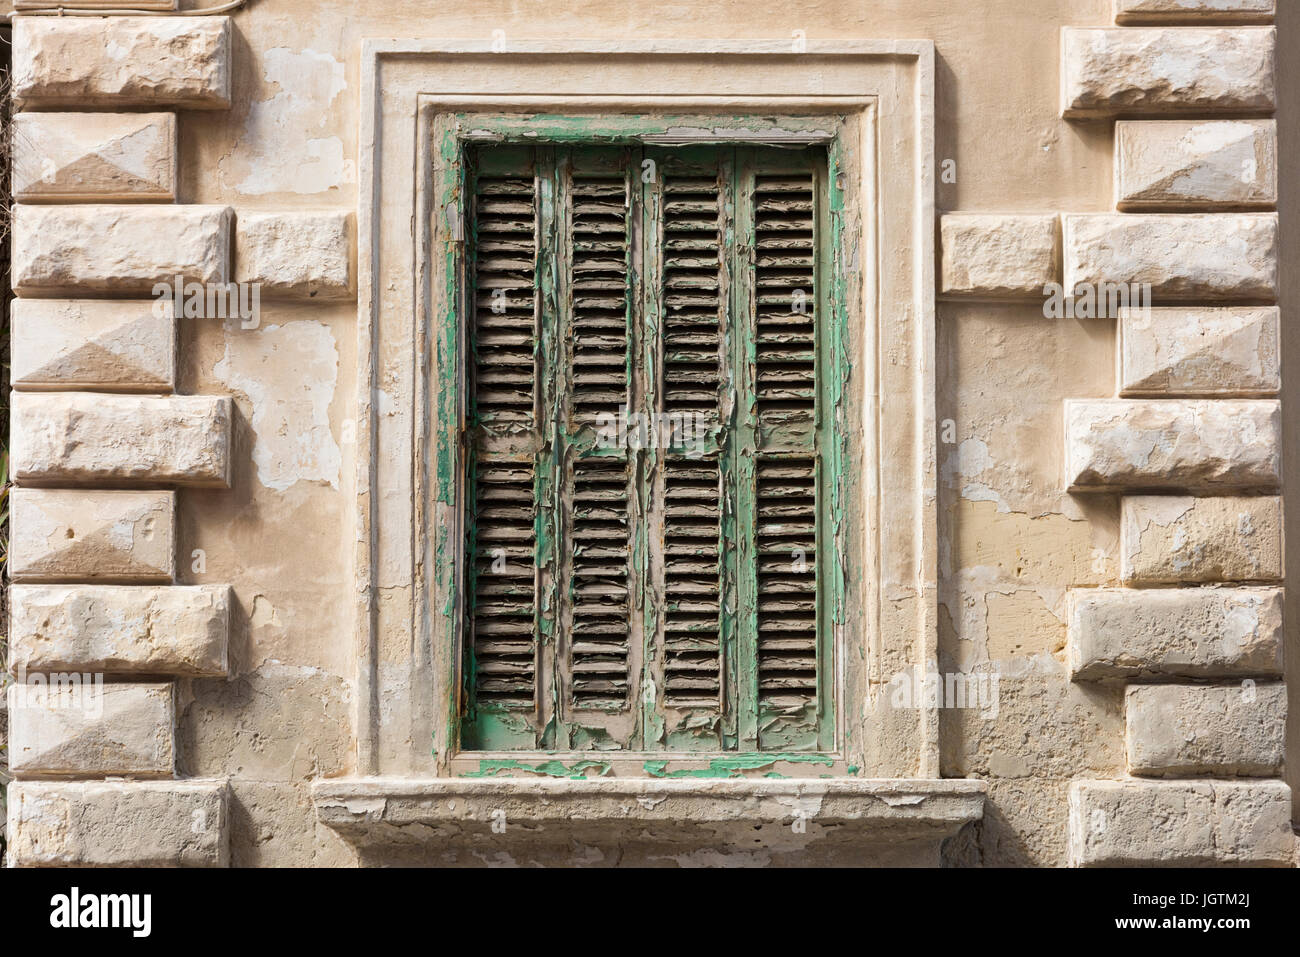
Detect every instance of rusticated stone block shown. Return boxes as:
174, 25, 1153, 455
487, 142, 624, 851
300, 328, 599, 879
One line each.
1115, 0, 1275, 24
235, 211, 355, 300
1115, 120, 1276, 210
12, 205, 232, 297
12, 112, 177, 203
6, 780, 229, 867
1122, 495, 1282, 584
1064, 399, 1281, 492
1069, 779, 1292, 866
1061, 27, 1276, 118
7, 681, 175, 779
1069, 587, 1283, 681
1126, 683, 1285, 777
1119, 306, 1279, 397
9, 585, 230, 678
12, 16, 231, 110
938, 214, 1059, 299
10, 490, 175, 584
11, 300, 176, 393
15, 0, 175, 6
1063, 213, 1277, 302
12, 393, 232, 488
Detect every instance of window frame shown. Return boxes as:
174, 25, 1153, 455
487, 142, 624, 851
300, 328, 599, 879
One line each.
349, 41, 940, 786
435, 113, 854, 774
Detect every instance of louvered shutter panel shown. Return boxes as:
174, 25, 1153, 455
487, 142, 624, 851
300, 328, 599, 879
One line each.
463, 148, 544, 749
645, 150, 730, 750
746, 156, 824, 751
556, 148, 641, 748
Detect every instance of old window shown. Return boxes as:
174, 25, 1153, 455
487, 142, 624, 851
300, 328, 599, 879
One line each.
460, 138, 844, 755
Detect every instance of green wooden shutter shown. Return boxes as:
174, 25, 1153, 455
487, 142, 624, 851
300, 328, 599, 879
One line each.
463, 141, 831, 754
748, 160, 825, 751
463, 146, 643, 750
464, 147, 544, 749
555, 148, 642, 749
644, 148, 732, 750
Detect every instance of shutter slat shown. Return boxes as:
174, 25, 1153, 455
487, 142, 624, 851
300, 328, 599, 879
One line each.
753, 172, 816, 418
472, 172, 538, 425
662, 456, 723, 708
662, 169, 724, 420
755, 455, 817, 709
469, 459, 538, 709
568, 455, 633, 709
569, 174, 631, 426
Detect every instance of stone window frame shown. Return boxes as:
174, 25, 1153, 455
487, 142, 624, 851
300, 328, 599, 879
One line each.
350, 40, 943, 784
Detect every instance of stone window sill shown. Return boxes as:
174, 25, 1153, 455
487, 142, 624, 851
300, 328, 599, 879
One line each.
313, 777, 986, 863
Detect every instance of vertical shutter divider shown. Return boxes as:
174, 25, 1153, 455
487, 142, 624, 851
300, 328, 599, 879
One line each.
639, 146, 665, 747
537, 146, 566, 749
730, 147, 761, 751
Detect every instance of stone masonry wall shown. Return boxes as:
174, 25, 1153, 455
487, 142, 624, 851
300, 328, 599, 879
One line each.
5, 9, 352, 866
3, 0, 1295, 867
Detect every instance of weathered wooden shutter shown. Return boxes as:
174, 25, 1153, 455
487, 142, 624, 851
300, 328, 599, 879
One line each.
747, 163, 824, 751
556, 148, 641, 749
644, 149, 732, 750
464, 142, 830, 754
644, 146, 829, 753
463, 146, 642, 750
463, 147, 544, 749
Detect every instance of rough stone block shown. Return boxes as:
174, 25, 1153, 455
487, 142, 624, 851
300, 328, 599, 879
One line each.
1126, 682, 1285, 777
235, 210, 355, 300
1115, 120, 1277, 210
1068, 779, 1292, 866
10, 489, 175, 584
12, 205, 232, 297
12, 393, 232, 488
11, 299, 176, 393
1119, 306, 1279, 397
1061, 27, 1276, 117
7, 682, 175, 779
1063, 213, 1278, 302
938, 214, 1059, 299
12, 16, 231, 110
12, 112, 177, 203
1122, 495, 1282, 584
1115, 0, 1275, 24
1064, 399, 1281, 492
9, 585, 230, 678
15, 0, 175, 6
1069, 587, 1284, 681
6, 780, 229, 867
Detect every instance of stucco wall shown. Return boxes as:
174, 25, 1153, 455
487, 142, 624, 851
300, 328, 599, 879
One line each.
3, 0, 1295, 868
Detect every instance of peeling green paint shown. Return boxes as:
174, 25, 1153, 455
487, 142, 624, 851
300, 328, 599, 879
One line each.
643, 754, 835, 778
463, 758, 614, 779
